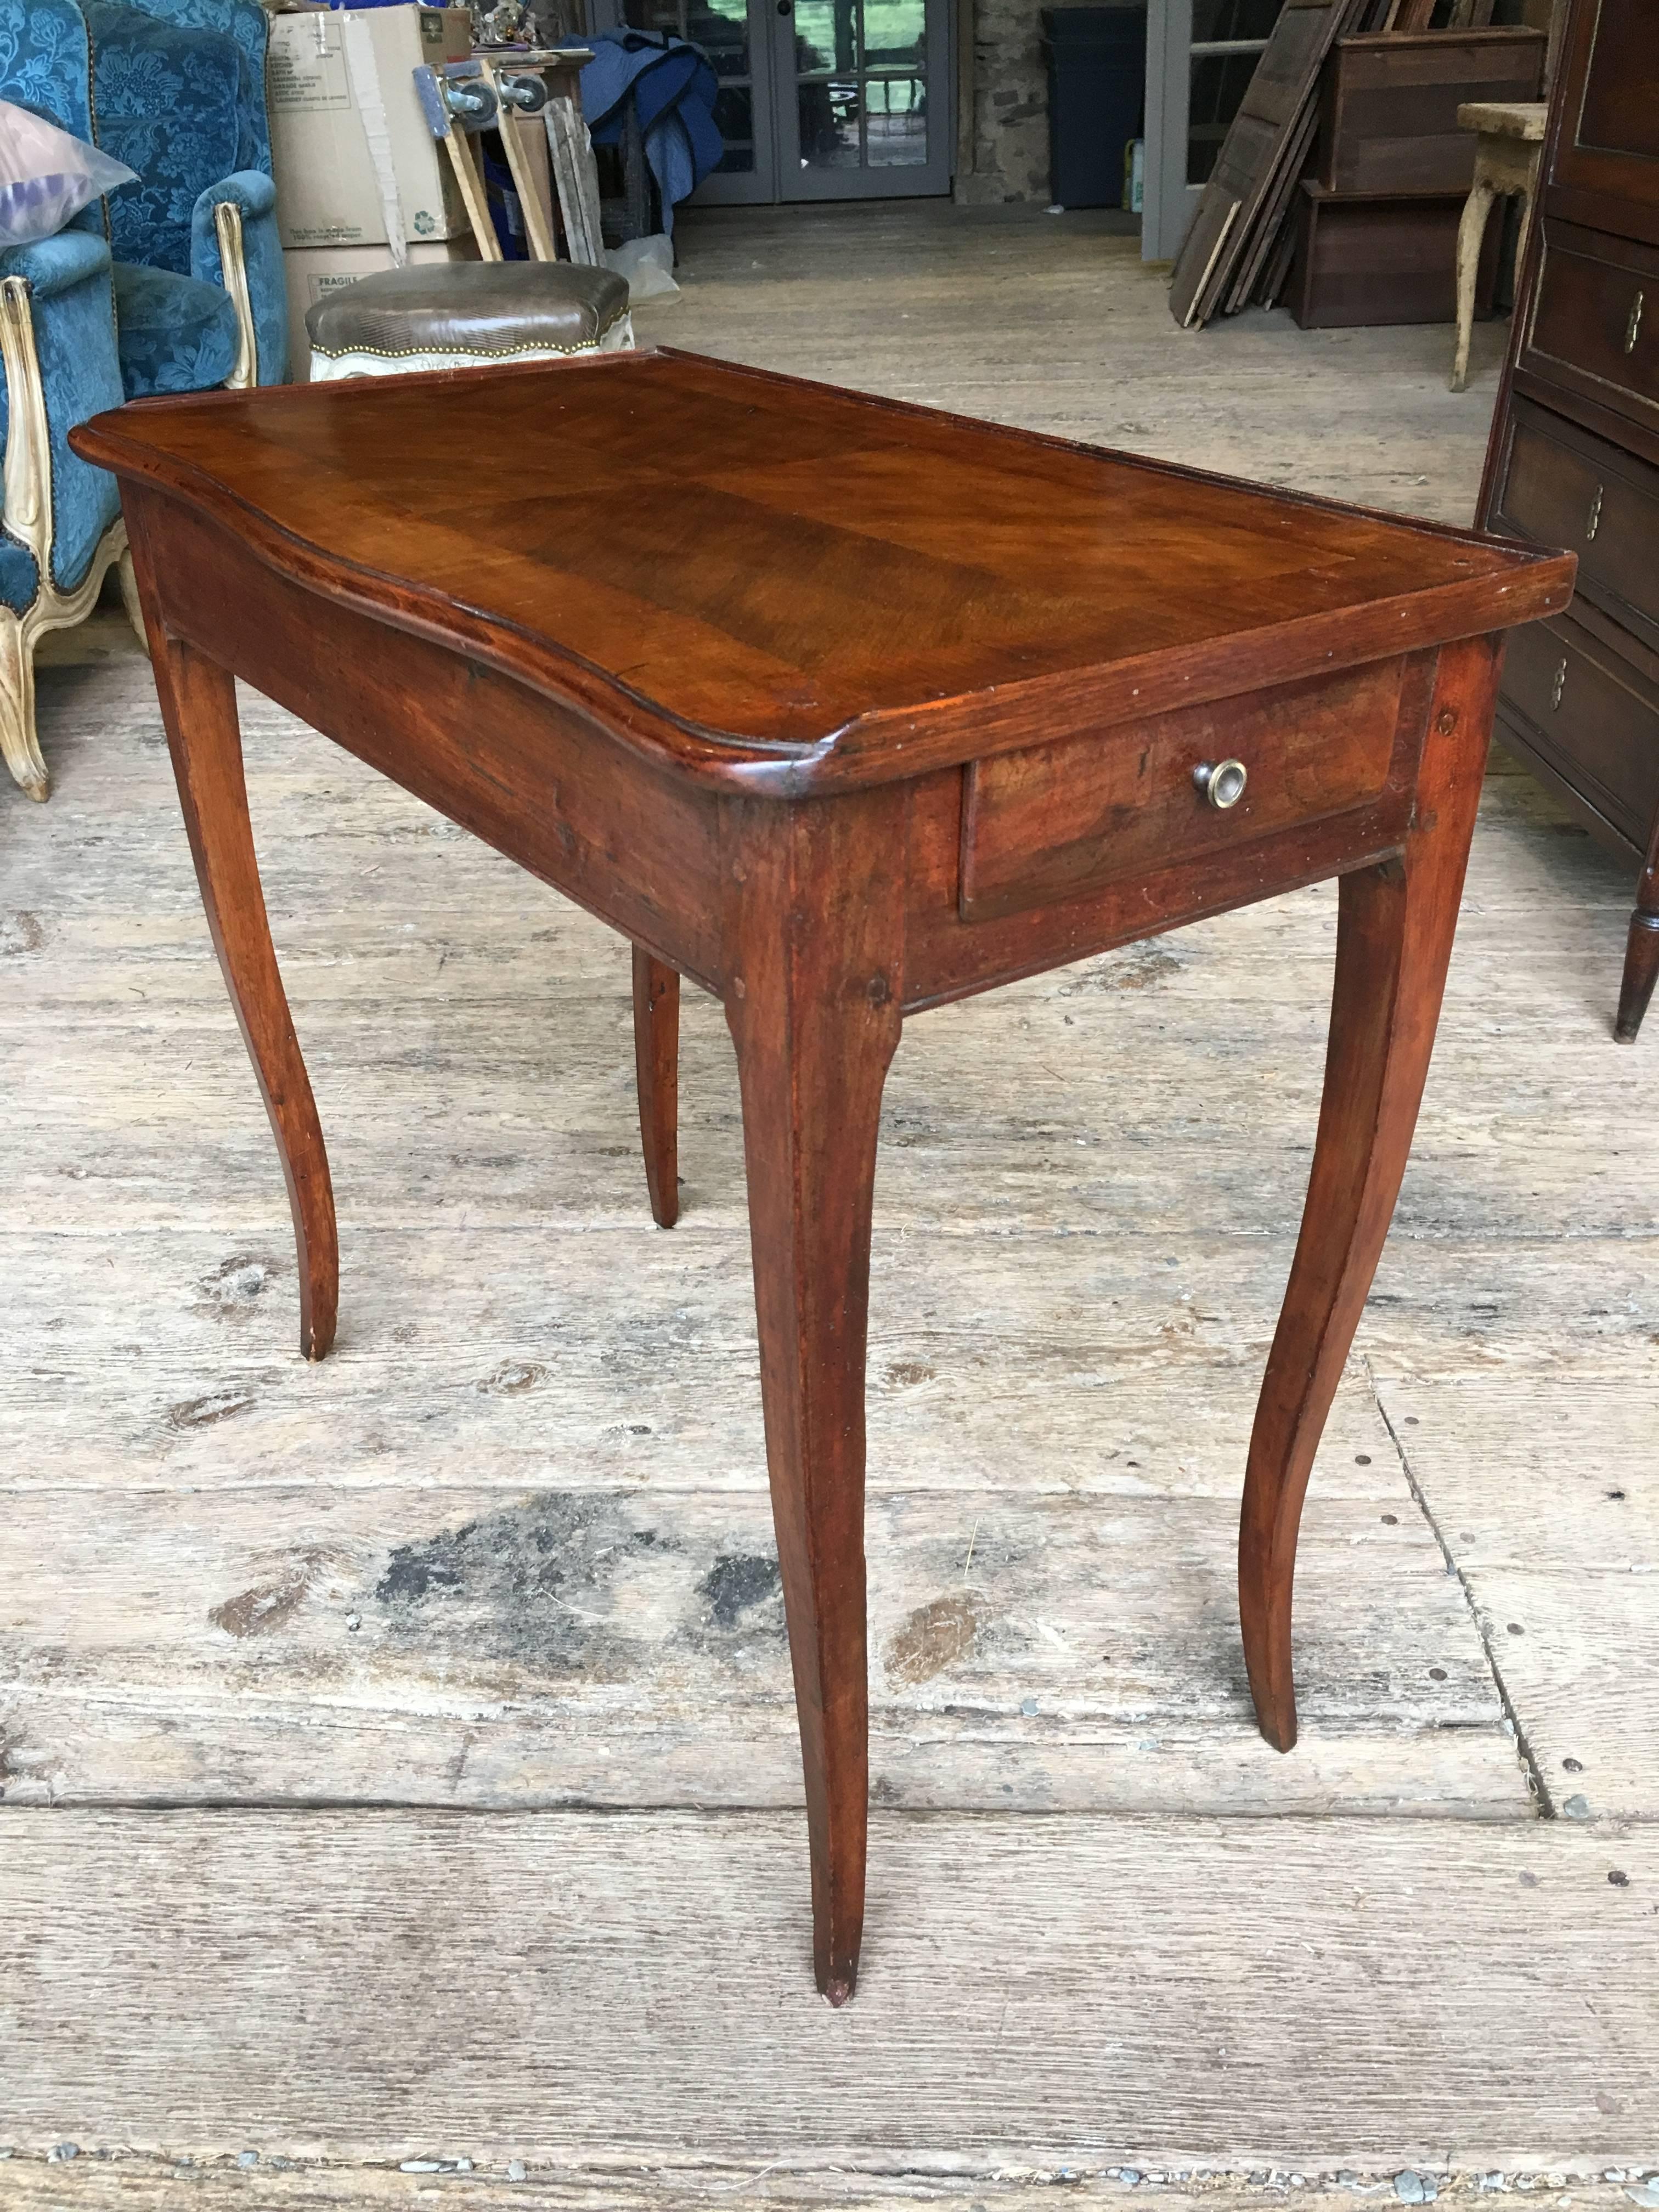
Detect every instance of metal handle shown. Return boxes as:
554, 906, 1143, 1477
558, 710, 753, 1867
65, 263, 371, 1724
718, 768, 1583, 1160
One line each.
1625, 290, 1644, 356
1193, 758, 1248, 809
1551, 658, 1567, 710
1586, 484, 1604, 541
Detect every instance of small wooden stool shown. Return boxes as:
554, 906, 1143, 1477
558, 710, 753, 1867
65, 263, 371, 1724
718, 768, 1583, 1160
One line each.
1450, 99, 1547, 392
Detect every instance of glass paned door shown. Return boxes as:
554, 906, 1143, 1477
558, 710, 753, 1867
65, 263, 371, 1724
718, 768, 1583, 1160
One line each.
627, 0, 948, 201
1142, 0, 1284, 259
626, 0, 778, 203
769, 0, 949, 198
1185, 0, 1283, 182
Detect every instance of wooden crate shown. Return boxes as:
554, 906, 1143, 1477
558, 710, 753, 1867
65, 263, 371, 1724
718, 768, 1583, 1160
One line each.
1286, 180, 1500, 328
1316, 29, 1545, 196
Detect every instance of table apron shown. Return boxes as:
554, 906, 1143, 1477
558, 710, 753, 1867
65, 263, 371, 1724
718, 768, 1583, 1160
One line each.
124, 489, 729, 993
128, 491, 1475, 1024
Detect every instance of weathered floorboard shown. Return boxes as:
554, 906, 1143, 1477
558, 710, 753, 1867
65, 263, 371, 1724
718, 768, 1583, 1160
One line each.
0, 1481, 1523, 1814
1369, 1377, 1659, 1821
0, 2171, 1650, 2212
3, 1810, 1657, 2167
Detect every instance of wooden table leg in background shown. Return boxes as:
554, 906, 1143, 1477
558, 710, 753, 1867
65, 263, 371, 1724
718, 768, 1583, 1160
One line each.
142, 613, 339, 1363
1239, 637, 1501, 1750
722, 791, 907, 2005
631, 947, 681, 1228
1615, 813, 1659, 1043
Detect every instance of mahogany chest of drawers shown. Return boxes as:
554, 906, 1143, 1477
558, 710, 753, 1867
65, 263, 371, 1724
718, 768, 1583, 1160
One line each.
1477, 0, 1659, 1040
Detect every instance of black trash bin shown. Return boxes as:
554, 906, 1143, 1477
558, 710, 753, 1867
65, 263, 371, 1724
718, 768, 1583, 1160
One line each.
1042, 4, 1147, 210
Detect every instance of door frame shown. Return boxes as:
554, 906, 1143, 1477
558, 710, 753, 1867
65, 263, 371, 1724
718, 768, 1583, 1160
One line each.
692, 0, 782, 204
1143, 0, 1198, 261
687, 0, 953, 205
1142, 0, 1283, 262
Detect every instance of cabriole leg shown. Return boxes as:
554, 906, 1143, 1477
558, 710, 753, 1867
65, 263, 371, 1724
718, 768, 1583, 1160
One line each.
0, 606, 48, 800
1451, 175, 1496, 392
148, 620, 338, 1359
1240, 640, 1500, 1750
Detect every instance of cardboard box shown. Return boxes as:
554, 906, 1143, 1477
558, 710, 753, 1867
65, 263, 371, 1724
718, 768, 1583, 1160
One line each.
268, 5, 472, 250
283, 235, 481, 376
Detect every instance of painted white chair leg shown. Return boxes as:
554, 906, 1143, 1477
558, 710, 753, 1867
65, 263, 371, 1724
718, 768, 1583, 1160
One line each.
117, 546, 151, 654
1451, 178, 1496, 393
0, 605, 49, 800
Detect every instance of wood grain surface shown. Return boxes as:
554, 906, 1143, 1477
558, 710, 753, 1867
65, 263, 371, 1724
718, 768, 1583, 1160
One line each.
3, 1810, 1657, 2168
71, 358, 1572, 791
3, 2174, 1643, 2212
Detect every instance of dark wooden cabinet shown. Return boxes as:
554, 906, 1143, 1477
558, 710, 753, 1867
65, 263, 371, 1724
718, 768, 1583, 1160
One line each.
1478, 0, 1659, 1041
1316, 30, 1546, 196
1287, 27, 1542, 331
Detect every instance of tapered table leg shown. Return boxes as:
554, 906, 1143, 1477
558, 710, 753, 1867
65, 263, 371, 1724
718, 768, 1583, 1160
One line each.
149, 626, 338, 1361
631, 946, 680, 1226
1240, 641, 1500, 1751
723, 791, 906, 2004
1614, 823, 1659, 1043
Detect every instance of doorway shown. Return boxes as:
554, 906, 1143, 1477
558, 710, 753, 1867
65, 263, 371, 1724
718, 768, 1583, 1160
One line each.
1142, 0, 1285, 261
627, 0, 953, 202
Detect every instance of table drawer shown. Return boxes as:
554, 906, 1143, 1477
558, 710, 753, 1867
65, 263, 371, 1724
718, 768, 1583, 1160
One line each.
1499, 615, 1659, 848
1523, 225, 1659, 443
1489, 402, 1659, 651
960, 658, 1409, 923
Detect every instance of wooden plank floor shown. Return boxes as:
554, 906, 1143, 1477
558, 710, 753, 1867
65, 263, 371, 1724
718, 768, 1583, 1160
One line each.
3, 206, 1656, 2189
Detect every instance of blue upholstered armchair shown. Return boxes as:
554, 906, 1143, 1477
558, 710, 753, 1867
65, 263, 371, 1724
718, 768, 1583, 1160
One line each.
2, 0, 287, 800
86, 0, 287, 393
0, 0, 131, 800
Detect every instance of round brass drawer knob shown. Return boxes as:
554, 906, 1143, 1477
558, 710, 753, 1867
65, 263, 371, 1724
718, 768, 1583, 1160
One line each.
1194, 758, 1248, 810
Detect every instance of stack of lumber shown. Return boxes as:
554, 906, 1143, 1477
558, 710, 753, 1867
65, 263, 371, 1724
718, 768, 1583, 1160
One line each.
1169, 0, 1539, 330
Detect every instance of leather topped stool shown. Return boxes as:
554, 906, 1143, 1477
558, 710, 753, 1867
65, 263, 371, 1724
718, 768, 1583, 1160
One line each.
305, 261, 634, 381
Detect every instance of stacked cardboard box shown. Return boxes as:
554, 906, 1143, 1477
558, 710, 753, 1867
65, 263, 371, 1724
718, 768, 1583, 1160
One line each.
268, 5, 481, 374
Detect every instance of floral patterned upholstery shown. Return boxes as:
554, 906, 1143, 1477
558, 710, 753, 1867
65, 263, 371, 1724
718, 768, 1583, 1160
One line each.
111, 259, 238, 397
86, 0, 287, 388
87, 1, 253, 275
0, 0, 102, 196
114, 0, 270, 172
0, 4, 124, 610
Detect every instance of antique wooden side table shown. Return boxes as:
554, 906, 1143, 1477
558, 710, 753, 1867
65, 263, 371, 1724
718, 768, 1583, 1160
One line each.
74, 353, 1573, 2003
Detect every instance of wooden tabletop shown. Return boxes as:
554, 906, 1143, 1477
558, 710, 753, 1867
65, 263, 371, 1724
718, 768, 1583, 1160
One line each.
74, 349, 1574, 780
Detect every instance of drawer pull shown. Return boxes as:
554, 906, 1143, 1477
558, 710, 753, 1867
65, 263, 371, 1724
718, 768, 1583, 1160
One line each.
1551, 658, 1568, 710
1626, 290, 1644, 355
1586, 484, 1604, 540
1194, 757, 1248, 809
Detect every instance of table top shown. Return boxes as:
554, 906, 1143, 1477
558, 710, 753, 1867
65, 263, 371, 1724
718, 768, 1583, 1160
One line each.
77, 349, 1575, 775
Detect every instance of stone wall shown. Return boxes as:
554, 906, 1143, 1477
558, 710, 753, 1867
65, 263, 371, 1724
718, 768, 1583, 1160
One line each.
956, 0, 1146, 206
957, 0, 1056, 205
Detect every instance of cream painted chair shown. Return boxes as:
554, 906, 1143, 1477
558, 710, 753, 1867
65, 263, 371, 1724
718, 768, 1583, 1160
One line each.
1450, 99, 1547, 394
